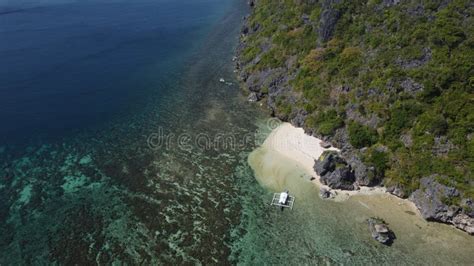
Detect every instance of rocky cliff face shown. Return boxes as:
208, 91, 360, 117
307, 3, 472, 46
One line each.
314, 150, 376, 189
410, 176, 474, 234
314, 151, 355, 190
237, 0, 474, 234
317, 0, 342, 45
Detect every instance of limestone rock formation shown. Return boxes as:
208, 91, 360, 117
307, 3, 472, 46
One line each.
410, 176, 474, 234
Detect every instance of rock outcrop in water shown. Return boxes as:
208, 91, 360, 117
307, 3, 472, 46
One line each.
367, 217, 395, 245
410, 176, 474, 235
319, 187, 336, 199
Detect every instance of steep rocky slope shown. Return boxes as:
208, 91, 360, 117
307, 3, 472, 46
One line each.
237, 0, 473, 233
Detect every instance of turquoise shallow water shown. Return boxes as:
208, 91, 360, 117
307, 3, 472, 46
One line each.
0, 0, 265, 263
1, 0, 473, 264
241, 142, 474, 264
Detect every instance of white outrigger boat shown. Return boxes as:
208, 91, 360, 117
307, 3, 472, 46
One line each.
270, 190, 295, 210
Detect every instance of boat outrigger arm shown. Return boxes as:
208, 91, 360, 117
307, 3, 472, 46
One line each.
270, 191, 295, 209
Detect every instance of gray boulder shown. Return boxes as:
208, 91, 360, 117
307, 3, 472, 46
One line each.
320, 166, 355, 190
320, 141, 332, 149
247, 92, 259, 102
314, 150, 344, 176
452, 213, 474, 235
386, 184, 406, 198
315, 150, 356, 190
319, 187, 335, 199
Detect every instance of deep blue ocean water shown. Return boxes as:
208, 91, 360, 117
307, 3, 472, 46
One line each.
0, 0, 264, 263
0, 0, 227, 144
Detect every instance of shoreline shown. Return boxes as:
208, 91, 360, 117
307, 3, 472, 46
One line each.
245, 122, 474, 263
248, 121, 473, 234
252, 121, 420, 206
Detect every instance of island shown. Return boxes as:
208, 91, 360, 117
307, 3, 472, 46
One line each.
237, 0, 473, 234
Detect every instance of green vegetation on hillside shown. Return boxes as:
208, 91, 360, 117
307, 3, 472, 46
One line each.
240, 0, 473, 197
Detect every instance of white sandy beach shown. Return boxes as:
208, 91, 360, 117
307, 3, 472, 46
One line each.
250, 122, 416, 205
